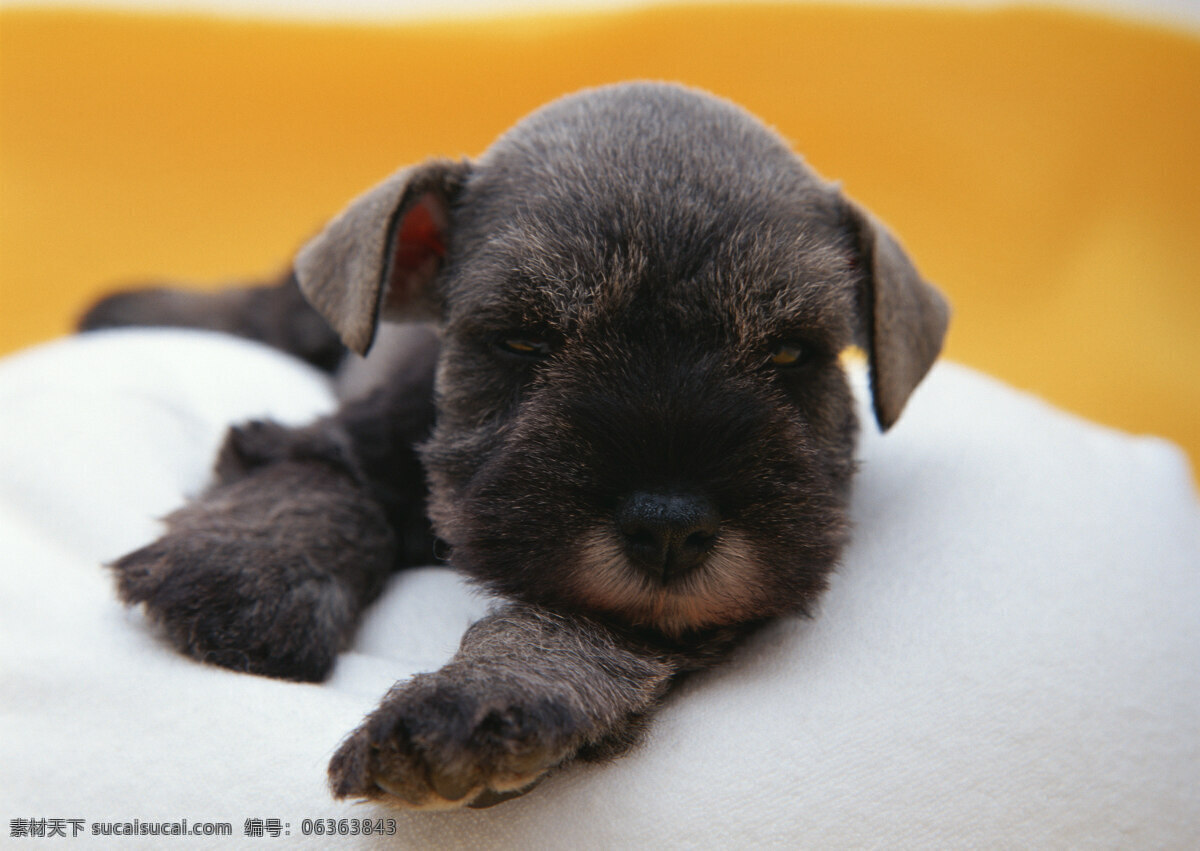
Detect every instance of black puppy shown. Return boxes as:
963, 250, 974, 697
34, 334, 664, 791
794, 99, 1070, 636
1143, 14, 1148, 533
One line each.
82, 82, 949, 809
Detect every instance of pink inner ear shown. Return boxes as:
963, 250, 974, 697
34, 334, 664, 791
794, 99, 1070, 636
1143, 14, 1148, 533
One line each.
384, 193, 447, 314
396, 196, 447, 265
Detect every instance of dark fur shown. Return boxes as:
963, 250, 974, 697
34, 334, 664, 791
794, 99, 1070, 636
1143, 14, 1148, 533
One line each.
80, 270, 346, 372
81, 82, 947, 809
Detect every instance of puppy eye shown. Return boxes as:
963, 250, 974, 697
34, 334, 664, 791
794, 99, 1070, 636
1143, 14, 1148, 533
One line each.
768, 342, 808, 368
496, 336, 553, 358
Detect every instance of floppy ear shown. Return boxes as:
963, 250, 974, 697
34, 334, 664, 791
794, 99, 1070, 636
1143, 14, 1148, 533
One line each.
294, 159, 470, 355
846, 201, 951, 431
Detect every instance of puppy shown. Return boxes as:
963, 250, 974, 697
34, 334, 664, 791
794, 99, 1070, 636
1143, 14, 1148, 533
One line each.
81, 82, 949, 809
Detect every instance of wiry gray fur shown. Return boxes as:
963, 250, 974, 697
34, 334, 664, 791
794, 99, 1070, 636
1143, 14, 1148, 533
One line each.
81, 82, 948, 809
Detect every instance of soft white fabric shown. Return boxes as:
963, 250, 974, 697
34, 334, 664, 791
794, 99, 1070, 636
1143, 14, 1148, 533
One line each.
2, 329, 1197, 848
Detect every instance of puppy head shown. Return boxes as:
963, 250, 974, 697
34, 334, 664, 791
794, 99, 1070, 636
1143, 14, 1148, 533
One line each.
296, 83, 948, 636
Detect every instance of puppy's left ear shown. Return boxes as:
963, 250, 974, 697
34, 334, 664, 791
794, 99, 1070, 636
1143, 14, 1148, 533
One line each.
295, 159, 471, 355
846, 201, 951, 431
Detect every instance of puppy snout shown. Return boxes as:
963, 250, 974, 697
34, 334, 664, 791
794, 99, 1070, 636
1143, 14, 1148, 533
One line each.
615, 490, 720, 583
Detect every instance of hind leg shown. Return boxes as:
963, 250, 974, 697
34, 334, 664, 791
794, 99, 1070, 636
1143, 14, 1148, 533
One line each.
78, 270, 345, 372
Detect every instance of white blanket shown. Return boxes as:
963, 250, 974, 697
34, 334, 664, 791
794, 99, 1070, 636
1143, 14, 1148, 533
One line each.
2, 329, 1197, 848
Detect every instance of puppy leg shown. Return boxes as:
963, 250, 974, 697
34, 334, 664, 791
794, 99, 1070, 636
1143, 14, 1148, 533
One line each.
78, 270, 346, 372
111, 340, 438, 682
114, 457, 395, 682
328, 604, 677, 809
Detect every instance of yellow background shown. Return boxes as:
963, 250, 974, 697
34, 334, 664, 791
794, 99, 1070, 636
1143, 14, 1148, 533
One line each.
2, 5, 1198, 470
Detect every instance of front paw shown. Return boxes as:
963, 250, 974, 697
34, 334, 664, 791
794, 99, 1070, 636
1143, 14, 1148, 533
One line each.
328, 674, 584, 809
114, 534, 348, 682
113, 462, 394, 682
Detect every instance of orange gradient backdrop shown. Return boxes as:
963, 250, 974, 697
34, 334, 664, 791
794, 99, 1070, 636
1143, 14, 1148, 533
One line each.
2, 6, 1198, 469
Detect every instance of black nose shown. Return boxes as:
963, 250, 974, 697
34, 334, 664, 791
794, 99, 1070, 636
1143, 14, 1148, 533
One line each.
615, 490, 720, 582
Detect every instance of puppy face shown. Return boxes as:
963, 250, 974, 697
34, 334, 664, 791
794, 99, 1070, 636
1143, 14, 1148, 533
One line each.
296, 83, 948, 637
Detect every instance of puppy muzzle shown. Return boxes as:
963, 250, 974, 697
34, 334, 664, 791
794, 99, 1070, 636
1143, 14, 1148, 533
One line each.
614, 489, 720, 583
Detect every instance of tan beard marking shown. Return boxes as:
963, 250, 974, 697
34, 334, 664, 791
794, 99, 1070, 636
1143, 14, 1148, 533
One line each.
572, 526, 765, 635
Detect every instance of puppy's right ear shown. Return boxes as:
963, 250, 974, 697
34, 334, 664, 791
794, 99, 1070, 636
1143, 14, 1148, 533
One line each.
294, 160, 470, 355
844, 200, 950, 432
